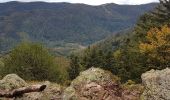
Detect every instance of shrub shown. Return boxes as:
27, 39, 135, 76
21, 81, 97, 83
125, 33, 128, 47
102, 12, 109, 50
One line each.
0, 59, 4, 78
2, 42, 61, 82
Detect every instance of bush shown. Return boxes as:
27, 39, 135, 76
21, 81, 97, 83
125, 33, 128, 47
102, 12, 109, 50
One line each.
2, 42, 61, 82
0, 59, 4, 68
0, 59, 4, 78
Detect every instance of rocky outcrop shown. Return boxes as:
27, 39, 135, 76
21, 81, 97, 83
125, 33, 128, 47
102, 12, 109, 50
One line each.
16, 81, 63, 100
0, 68, 144, 100
0, 74, 27, 90
0, 74, 63, 100
63, 67, 120, 100
63, 67, 141, 100
141, 68, 170, 100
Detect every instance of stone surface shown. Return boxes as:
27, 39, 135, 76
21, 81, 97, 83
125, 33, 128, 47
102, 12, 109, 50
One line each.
0, 74, 63, 100
63, 67, 120, 99
0, 68, 144, 100
16, 81, 63, 100
0, 74, 27, 90
63, 67, 141, 100
141, 68, 170, 100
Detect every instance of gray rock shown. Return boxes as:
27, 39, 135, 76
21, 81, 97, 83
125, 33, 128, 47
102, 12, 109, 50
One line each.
0, 74, 27, 90
141, 68, 170, 100
70, 67, 120, 86
0, 74, 63, 100
16, 81, 63, 100
63, 67, 121, 100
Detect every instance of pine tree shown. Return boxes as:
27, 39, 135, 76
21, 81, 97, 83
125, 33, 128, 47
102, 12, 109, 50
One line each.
68, 55, 82, 80
135, 0, 170, 41
152, 0, 170, 24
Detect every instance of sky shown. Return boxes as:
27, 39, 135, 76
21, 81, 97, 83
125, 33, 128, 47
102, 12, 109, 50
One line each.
0, 0, 159, 5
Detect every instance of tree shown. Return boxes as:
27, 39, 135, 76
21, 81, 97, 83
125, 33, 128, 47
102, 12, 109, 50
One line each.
113, 43, 147, 83
2, 42, 61, 82
81, 47, 105, 69
152, 0, 170, 24
135, 0, 170, 40
139, 25, 170, 69
103, 51, 115, 73
68, 55, 82, 80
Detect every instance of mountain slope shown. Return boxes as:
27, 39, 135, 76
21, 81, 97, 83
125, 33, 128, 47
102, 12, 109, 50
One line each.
0, 2, 157, 55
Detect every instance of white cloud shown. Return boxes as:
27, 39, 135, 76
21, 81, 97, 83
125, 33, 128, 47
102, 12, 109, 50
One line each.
0, 0, 159, 5
123, 0, 159, 5
71, 0, 159, 5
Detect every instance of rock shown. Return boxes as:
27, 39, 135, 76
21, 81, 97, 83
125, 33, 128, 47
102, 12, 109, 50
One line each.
0, 69, 143, 100
16, 81, 64, 100
141, 68, 170, 100
0, 74, 27, 90
63, 67, 120, 100
70, 67, 120, 86
63, 87, 76, 100
122, 84, 143, 100
63, 67, 141, 100
0, 74, 63, 100
40, 81, 63, 100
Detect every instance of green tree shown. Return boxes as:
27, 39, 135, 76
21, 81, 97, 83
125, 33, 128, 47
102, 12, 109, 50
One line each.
2, 42, 61, 82
114, 0, 170, 82
135, 0, 170, 41
113, 42, 147, 83
103, 51, 115, 72
68, 55, 82, 80
152, 0, 170, 24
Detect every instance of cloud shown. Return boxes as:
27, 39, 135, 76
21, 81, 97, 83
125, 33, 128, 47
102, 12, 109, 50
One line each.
69, 0, 159, 5
0, 0, 159, 5
123, 0, 159, 4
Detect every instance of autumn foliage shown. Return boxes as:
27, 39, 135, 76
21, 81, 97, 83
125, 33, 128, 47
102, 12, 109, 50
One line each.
139, 25, 170, 69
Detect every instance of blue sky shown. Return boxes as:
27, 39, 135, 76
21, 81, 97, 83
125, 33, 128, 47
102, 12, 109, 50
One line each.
0, 0, 159, 5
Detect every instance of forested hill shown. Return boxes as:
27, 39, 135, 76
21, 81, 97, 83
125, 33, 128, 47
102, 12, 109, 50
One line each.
0, 2, 157, 55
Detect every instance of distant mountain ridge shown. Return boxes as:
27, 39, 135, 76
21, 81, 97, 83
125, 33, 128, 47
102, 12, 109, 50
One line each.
0, 1, 157, 55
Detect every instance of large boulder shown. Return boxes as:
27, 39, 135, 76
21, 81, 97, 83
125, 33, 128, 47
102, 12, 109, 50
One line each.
141, 68, 170, 100
70, 67, 120, 86
63, 67, 141, 100
0, 74, 27, 90
63, 67, 120, 100
0, 74, 63, 100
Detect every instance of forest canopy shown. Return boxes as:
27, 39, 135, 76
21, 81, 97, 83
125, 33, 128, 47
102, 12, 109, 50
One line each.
68, 0, 170, 83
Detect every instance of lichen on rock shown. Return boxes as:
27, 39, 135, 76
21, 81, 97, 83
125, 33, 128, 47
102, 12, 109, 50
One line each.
141, 68, 170, 100
0, 74, 63, 100
63, 67, 120, 100
71, 67, 120, 86
0, 68, 145, 100
63, 67, 141, 100
16, 81, 64, 100
0, 74, 27, 90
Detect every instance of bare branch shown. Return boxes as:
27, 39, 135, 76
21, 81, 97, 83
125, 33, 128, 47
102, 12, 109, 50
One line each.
0, 85, 46, 98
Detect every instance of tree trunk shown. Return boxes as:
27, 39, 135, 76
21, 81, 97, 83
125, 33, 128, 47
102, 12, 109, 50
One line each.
0, 85, 46, 98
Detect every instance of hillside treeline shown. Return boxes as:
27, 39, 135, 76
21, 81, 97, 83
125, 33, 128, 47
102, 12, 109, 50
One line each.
68, 0, 170, 83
